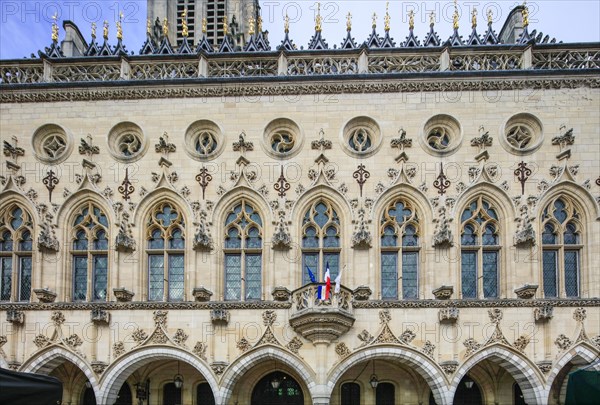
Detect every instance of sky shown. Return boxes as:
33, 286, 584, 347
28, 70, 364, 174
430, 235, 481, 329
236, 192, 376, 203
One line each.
0, 0, 599, 59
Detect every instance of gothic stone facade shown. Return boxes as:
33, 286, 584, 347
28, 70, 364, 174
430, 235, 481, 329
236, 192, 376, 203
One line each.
1, 9, 599, 405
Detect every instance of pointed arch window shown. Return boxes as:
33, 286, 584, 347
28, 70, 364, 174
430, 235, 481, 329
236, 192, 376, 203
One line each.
146, 203, 185, 301
460, 197, 500, 299
224, 201, 262, 301
0, 206, 33, 302
71, 203, 109, 301
541, 197, 581, 298
301, 200, 340, 285
380, 198, 420, 300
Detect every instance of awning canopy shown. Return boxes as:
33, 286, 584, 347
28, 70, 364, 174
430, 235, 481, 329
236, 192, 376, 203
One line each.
0, 367, 63, 405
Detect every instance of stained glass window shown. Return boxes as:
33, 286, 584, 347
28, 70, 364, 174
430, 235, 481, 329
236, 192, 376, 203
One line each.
0, 206, 34, 302
302, 201, 340, 285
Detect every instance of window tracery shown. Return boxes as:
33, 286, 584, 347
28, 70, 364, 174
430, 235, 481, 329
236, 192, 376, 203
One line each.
0, 206, 33, 301
301, 200, 340, 284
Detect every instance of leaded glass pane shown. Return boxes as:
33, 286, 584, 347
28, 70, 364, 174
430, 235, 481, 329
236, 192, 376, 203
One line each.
461, 251, 477, 298
225, 227, 241, 249
95, 207, 109, 227
0, 231, 12, 251
168, 254, 184, 301
74, 230, 88, 250
225, 254, 241, 300
18, 257, 31, 301
542, 250, 557, 298
0, 257, 12, 300
169, 228, 185, 249
157, 205, 177, 227
73, 256, 87, 301
314, 203, 329, 228
10, 208, 23, 229
19, 231, 33, 251
482, 251, 498, 298
564, 251, 579, 297
542, 224, 557, 245
564, 223, 579, 245
245, 254, 262, 300
93, 255, 107, 301
381, 226, 397, 247
553, 199, 567, 223
381, 252, 398, 300
302, 227, 319, 248
482, 224, 498, 245
148, 255, 164, 301
246, 227, 262, 249
323, 253, 339, 282
323, 226, 340, 248
302, 253, 318, 285
402, 225, 418, 247
461, 225, 476, 246
94, 230, 108, 250
149, 229, 164, 249
402, 251, 418, 299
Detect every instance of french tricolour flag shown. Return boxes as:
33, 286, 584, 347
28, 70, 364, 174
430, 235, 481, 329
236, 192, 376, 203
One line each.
317, 262, 332, 300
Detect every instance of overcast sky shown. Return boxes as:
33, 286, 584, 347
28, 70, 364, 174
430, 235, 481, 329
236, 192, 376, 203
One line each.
0, 1, 598, 59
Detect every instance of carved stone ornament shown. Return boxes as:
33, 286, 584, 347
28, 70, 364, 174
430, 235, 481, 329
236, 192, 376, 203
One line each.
286, 337, 303, 354
272, 286, 291, 301
513, 335, 530, 352
555, 334, 572, 351
193, 211, 213, 251
90, 309, 110, 324
115, 212, 136, 252
34, 334, 51, 348
573, 307, 587, 322
132, 329, 148, 344
51, 311, 65, 326
422, 340, 435, 357
438, 307, 459, 323
192, 287, 213, 302
432, 207, 453, 247
463, 338, 482, 357
193, 342, 207, 360
271, 210, 292, 250
65, 334, 83, 349
514, 204, 536, 247
7, 361, 21, 371
536, 360, 553, 374
211, 361, 228, 375
173, 329, 189, 346
91, 361, 108, 375
357, 330, 374, 347
440, 360, 459, 375
6, 309, 24, 324
335, 342, 351, 358
211, 308, 230, 324
514, 284, 538, 299
353, 285, 372, 301
351, 208, 372, 249
534, 305, 553, 322
113, 288, 134, 302
432, 285, 453, 300
400, 329, 417, 345
33, 287, 56, 304
153, 310, 168, 327
37, 222, 60, 252
113, 341, 125, 358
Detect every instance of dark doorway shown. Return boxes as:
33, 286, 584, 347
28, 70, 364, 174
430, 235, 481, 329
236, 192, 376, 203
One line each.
453, 377, 483, 405
115, 382, 132, 405
376, 382, 395, 405
197, 382, 216, 405
83, 387, 96, 405
514, 383, 527, 405
250, 372, 304, 405
341, 382, 360, 405
163, 382, 182, 405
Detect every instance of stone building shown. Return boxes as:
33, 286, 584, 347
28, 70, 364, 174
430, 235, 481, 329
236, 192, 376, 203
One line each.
0, 3, 599, 405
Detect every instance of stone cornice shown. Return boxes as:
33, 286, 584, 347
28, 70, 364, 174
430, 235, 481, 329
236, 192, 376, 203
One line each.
1, 298, 598, 311
1, 76, 598, 104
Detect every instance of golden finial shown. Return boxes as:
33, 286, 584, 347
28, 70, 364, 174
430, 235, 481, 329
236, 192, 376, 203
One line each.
182, 8, 188, 37
51, 13, 59, 42
223, 16, 228, 35
162, 17, 168, 36
346, 12, 352, 31
384, 2, 390, 32
116, 11, 123, 40
248, 16, 255, 35
284, 13, 290, 33
372, 12, 377, 29
315, 3, 322, 32
103, 20, 109, 40
257, 15, 263, 32
453, 0, 459, 30
429, 11, 435, 26
471, 8, 477, 29
521, 1, 529, 27
202, 17, 207, 34
487, 9, 493, 25
408, 10, 415, 30
91, 22, 97, 40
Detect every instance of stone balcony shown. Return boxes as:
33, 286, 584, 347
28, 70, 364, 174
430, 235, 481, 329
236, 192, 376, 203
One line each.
289, 283, 355, 344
